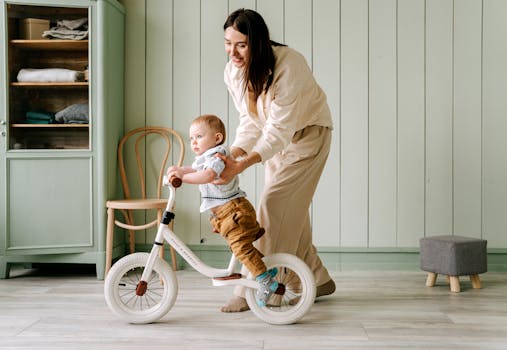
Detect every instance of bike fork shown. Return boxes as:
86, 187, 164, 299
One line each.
136, 211, 173, 296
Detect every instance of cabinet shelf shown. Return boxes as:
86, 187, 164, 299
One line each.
11, 82, 88, 87
10, 39, 88, 51
11, 123, 89, 128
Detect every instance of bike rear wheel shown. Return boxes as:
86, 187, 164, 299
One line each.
104, 252, 178, 324
245, 253, 316, 325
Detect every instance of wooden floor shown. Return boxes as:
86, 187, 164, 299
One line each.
1, 265, 507, 350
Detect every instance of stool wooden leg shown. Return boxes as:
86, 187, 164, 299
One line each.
449, 276, 461, 292
426, 272, 437, 287
470, 274, 482, 289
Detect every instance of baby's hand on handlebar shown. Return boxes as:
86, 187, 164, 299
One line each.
166, 165, 179, 175
166, 167, 183, 181
165, 167, 183, 188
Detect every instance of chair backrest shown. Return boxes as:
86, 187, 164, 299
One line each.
117, 126, 185, 200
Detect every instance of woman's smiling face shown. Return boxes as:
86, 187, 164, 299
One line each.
224, 26, 249, 68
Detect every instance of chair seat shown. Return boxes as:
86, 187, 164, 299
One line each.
106, 198, 167, 210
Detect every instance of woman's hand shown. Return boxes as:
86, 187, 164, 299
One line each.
213, 153, 243, 185
214, 151, 262, 185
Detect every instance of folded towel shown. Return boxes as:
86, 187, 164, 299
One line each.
26, 110, 55, 121
42, 27, 88, 40
17, 68, 84, 83
25, 118, 52, 124
25, 110, 55, 124
55, 103, 89, 124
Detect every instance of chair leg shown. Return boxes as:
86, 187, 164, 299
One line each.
449, 276, 461, 292
126, 210, 135, 254
426, 272, 437, 287
105, 207, 115, 276
470, 274, 482, 289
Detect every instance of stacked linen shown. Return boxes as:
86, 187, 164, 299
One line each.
55, 103, 89, 124
23, 104, 89, 125
43, 17, 88, 40
17, 68, 84, 83
25, 110, 55, 124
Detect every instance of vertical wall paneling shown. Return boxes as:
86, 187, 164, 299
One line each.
368, 0, 397, 247
172, 0, 202, 244
483, 0, 507, 246
312, 0, 341, 246
122, 0, 147, 243
200, 0, 229, 245
340, 0, 369, 246
285, 0, 312, 63
119, 0, 507, 259
146, 0, 173, 127
453, 0, 482, 237
425, 0, 453, 235
397, 0, 425, 246
201, 0, 229, 118
142, 0, 176, 243
228, 0, 256, 13
257, 0, 284, 43
123, 0, 146, 132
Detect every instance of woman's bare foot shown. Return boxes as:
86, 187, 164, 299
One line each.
220, 296, 250, 312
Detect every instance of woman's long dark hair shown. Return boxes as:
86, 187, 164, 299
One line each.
224, 8, 285, 100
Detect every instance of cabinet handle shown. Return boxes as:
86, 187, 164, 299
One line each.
1, 131, 5, 137
0, 119, 6, 125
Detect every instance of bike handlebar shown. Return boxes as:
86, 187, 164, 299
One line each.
168, 175, 182, 188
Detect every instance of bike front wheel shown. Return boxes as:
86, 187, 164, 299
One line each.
245, 253, 316, 325
104, 252, 178, 324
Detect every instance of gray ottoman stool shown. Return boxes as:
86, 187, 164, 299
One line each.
419, 235, 487, 292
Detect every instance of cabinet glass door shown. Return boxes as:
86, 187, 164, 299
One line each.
7, 4, 90, 150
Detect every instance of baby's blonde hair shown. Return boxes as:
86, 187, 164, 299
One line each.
192, 114, 226, 145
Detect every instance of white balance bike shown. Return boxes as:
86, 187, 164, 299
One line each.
104, 176, 316, 325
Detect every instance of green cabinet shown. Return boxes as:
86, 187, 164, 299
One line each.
0, 0, 125, 279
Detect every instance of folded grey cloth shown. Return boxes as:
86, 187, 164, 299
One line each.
55, 103, 89, 124
43, 17, 88, 40
43, 28, 88, 40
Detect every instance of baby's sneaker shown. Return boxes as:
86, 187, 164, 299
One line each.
255, 268, 279, 307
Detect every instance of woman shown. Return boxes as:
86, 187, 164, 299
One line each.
218, 8, 335, 312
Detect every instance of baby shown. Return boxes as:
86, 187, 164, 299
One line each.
167, 114, 278, 307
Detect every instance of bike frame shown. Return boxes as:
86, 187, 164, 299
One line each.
139, 181, 258, 290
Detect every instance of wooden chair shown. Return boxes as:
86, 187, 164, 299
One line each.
105, 126, 185, 276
